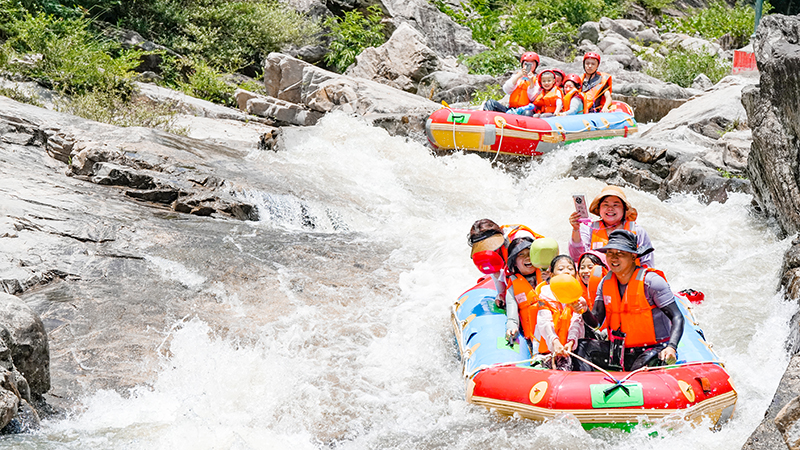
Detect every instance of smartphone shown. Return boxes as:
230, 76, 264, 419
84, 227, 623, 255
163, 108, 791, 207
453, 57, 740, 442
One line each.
573, 194, 589, 220
523, 62, 533, 73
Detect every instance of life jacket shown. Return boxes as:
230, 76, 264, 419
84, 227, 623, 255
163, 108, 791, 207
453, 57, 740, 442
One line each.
509, 78, 533, 108
509, 273, 546, 338
502, 224, 545, 242
601, 267, 669, 348
562, 87, 584, 111
532, 87, 563, 114
536, 296, 573, 354
590, 220, 635, 251
582, 264, 606, 311
581, 72, 612, 114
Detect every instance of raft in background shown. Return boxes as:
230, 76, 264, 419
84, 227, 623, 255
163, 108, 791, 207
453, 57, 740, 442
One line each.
426, 101, 637, 157
451, 276, 737, 429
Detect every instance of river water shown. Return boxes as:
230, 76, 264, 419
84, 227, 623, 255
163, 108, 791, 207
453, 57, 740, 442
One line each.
8, 113, 796, 449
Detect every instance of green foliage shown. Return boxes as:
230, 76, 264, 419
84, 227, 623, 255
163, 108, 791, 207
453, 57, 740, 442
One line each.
716, 167, 747, 179
461, 47, 518, 76
324, 5, 386, 73
1, 12, 141, 95
469, 83, 504, 105
55, 88, 188, 134
0, 85, 43, 107
641, 46, 731, 88
635, 0, 674, 17
160, 56, 236, 107
661, 1, 769, 49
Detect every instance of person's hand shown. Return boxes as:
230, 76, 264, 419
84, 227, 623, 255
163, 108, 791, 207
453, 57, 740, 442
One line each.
495, 295, 505, 309
552, 339, 565, 356
506, 324, 519, 344
569, 211, 581, 230
572, 298, 588, 314
601, 105, 610, 113
659, 346, 677, 365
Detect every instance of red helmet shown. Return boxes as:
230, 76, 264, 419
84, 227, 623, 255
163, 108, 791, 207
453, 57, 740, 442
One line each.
565, 73, 582, 87
583, 52, 601, 64
536, 69, 556, 88
520, 52, 540, 65
551, 68, 566, 85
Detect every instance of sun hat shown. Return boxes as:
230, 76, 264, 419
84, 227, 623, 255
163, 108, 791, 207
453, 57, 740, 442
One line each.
589, 185, 638, 221
470, 232, 505, 257
596, 230, 654, 257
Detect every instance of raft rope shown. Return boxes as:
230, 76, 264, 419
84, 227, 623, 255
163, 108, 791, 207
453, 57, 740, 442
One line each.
491, 116, 506, 164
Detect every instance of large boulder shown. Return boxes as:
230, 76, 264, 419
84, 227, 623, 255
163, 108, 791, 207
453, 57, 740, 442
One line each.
346, 22, 441, 92
417, 71, 497, 104
0, 294, 49, 398
380, 0, 486, 57
262, 52, 439, 137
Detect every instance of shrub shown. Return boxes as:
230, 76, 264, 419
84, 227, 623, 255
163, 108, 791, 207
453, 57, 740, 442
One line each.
461, 46, 518, 76
324, 5, 386, 72
470, 83, 504, 105
661, 1, 768, 49
161, 56, 236, 107
641, 46, 731, 87
1, 12, 141, 95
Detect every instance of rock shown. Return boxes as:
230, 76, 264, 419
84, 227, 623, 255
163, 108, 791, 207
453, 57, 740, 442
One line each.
578, 22, 600, 44
597, 31, 631, 53
263, 52, 440, 137
0, 293, 49, 398
381, 0, 487, 57
715, 129, 751, 171
775, 395, 800, 450
599, 17, 636, 40
691, 73, 713, 91
741, 14, 800, 237
744, 353, 800, 450
346, 22, 441, 92
636, 28, 662, 46
417, 71, 497, 104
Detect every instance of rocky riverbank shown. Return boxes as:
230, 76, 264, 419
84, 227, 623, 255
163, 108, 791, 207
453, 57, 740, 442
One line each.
738, 14, 800, 450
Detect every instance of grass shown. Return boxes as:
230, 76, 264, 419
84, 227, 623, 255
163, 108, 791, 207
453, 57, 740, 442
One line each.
660, 0, 769, 49
640, 46, 731, 88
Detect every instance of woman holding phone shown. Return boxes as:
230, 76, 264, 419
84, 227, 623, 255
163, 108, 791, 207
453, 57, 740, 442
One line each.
567, 185, 655, 268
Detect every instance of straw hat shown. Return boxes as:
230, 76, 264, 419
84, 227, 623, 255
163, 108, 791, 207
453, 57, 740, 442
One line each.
470, 232, 505, 257
589, 185, 638, 221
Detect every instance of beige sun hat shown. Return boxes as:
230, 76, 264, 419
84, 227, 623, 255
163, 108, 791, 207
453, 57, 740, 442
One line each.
589, 185, 638, 221
470, 233, 506, 256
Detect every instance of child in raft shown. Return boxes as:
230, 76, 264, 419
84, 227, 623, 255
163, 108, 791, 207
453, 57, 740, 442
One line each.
510, 70, 563, 117
504, 237, 559, 347
534, 255, 586, 370
558, 73, 584, 116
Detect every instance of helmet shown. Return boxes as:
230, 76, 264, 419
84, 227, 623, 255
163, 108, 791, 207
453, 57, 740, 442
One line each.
520, 52, 540, 65
550, 274, 584, 304
565, 73, 582, 88
583, 52, 601, 64
551, 68, 566, 85
536, 69, 556, 88
507, 237, 534, 272
529, 237, 559, 269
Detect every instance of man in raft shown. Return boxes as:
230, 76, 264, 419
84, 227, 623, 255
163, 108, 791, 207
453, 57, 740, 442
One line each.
581, 52, 612, 113
573, 230, 684, 372
483, 52, 540, 114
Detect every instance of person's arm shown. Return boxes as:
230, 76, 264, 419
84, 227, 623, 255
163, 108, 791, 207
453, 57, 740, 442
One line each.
634, 223, 655, 268
505, 287, 520, 338
503, 73, 522, 94
601, 90, 612, 112
491, 272, 506, 307
567, 96, 583, 115
537, 308, 558, 352
645, 272, 683, 362
660, 302, 684, 352
581, 280, 605, 328
554, 98, 563, 114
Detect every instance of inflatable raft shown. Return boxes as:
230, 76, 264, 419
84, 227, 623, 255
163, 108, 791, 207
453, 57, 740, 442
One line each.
451, 276, 737, 430
426, 101, 637, 157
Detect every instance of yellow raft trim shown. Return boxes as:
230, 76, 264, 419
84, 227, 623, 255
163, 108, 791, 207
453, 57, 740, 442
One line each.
428, 123, 541, 151
467, 389, 737, 425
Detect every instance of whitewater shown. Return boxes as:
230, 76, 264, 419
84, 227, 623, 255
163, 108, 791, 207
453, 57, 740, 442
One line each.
8, 113, 794, 449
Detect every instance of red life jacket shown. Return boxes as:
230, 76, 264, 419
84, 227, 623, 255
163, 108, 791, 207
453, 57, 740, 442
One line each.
581, 72, 612, 113
532, 87, 563, 114
601, 267, 669, 348
509, 78, 533, 108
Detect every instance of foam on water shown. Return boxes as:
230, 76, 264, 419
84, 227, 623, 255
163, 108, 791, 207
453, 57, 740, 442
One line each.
17, 113, 795, 449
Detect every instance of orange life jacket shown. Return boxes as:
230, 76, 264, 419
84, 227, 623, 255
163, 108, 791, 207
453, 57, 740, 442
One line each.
509, 78, 533, 108
601, 267, 669, 348
562, 87, 584, 111
532, 87, 563, 114
536, 297, 573, 354
590, 220, 635, 251
582, 264, 606, 311
581, 72, 612, 113
509, 273, 545, 339
502, 224, 545, 242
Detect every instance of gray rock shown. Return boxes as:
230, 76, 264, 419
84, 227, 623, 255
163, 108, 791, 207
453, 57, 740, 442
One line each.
346, 22, 441, 92
691, 73, 714, 91
417, 71, 497, 104
636, 28, 662, 46
597, 31, 631, 53
741, 14, 800, 237
0, 293, 49, 397
599, 17, 636, 40
744, 353, 800, 450
263, 52, 440, 137
578, 22, 600, 44
775, 395, 800, 450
